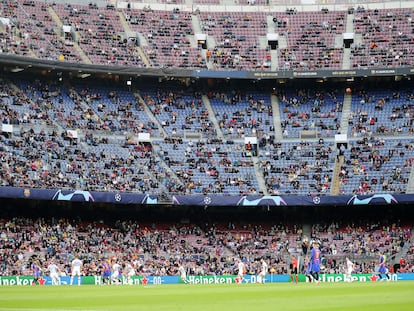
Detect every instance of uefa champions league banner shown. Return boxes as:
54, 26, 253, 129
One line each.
0, 273, 412, 286
0, 186, 157, 205
172, 193, 410, 207
0, 186, 413, 207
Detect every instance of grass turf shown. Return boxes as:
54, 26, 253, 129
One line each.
0, 282, 413, 311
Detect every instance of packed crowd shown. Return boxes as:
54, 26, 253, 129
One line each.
0, 217, 412, 278
311, 221, 411, 259
312, 221, 414, 275
0, 217, 295, 277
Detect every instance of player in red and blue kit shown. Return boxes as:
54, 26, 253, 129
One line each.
377, 252, 390, 281
102, 259, 111, 285
304, 256, 313, 283
31, 260, 41, 285
310, 242, 321, 284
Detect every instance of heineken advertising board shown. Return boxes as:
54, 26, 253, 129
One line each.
0, 273, 411, 286
299, 273, 400, 283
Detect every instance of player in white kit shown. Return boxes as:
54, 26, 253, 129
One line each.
345, 257, 354, 282
111, 260, 122, 284
257, 258, 268, 284
70, 255, 83, 285
48, 259, 60, 285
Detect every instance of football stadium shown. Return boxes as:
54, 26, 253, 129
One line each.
1, 0, 414, 310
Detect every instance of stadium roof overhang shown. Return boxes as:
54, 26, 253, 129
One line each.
1, 54, 413, 81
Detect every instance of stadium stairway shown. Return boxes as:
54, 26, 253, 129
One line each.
330, 155, 344, 195
270, 94, 283, 141
297, 224, 312, 260
191, 13, 215, 70
341, 48, 351, 70
339, 91, 352, 135
117, 10, 151, 67
47, 6, 92, 64
341, 10, 356, 70
345, 11, 354, 33
406, 163, 414, 194
135, 91, 167, 139
266, 15, 277, 33
151, 142, 186, 196
201, 95, 224, 140
191, 11, 203, 34
270, 49, 279, 71
252, 156, 268, 195
390, 225, 414, 266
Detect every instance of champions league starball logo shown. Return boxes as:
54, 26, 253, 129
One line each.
347, 194, 398, 205
52, 190, 95, 202
203, 196, 212, 205
236, 195, 287, 206
114, 193, 122, 202
312, 196, 321, 205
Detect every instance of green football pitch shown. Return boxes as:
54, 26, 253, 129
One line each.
0, 282, 413, 311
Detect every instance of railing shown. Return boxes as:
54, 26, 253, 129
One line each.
114, 0, 414, 13
39, 0, 414, 12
